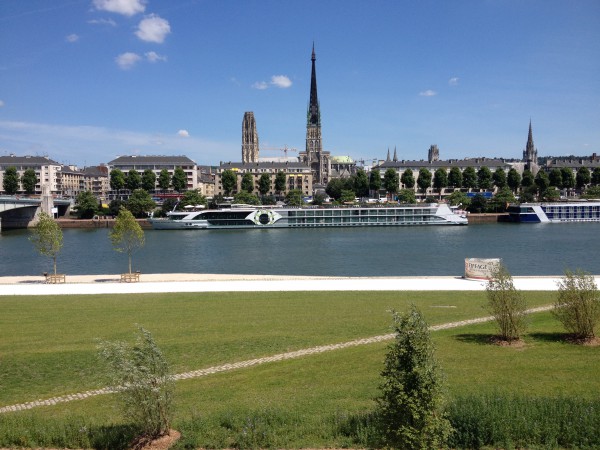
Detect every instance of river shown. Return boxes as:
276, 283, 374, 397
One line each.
0, 223, 598, 277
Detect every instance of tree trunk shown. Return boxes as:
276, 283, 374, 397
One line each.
128, 253, 132, 274
53, 256, 57, 275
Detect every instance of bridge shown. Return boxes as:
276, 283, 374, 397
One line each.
0, 196, 71, 230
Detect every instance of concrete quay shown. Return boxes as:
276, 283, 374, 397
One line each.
0, 273, 594, 296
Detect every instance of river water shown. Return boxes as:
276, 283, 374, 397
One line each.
0, 223, 598, 277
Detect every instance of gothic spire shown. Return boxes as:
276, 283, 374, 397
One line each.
386, 148, 390, 161
527, 119, 534, 152
393, 146, 398, 162
307, 43, 320, 127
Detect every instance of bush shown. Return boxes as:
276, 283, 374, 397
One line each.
486, 263, 527, 341
375, 306, 452, 449
97, 327, 173, 439
552, 269, 600, 340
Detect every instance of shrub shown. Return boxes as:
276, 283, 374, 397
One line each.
486, 263, 527, 341
552, 269, 600, 340
375, 305, 452, 449
97, 327, 173, 439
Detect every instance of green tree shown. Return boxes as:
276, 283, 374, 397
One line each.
221, 169, 237, 196
552, 270, 600, 341
535, 170, 550, 196
521, 169, 534, 188
416, 168, 432, 194
353, 168, 369, 198
158, 169, 171, 191
549, 168, 563, 188
125, 169, 141, 191
507, 168, 521, 193
477, 166, 493, 190
21, 168, 38, 194
383, 168, 399, 197
462, 167, 477, 190
433, 168, 448, 196
75, 190, 98, 219
468, 194, 488, 213
179, 189, 206, 209
108, 199, 126, 217
492, 168, 507, 189
275, 171, 287, 196
326, 178, 345, 200
127, 189, 156, 218
397, 188, 416, 204
285, 189, 303, 206
542, 187, 561, 202
486, 263, 528, 341
447, 190, 471, 208
592, 168, 600, 186
489, 187, 516, 212
241, 172, 254, 193
582, 185, 600, 199
110, 169, 126, 192
141, 169, 156, 192
376, 306, 452, 449
369, 168, 382, 195
448, 167, 462, 188
258, 173, 271, 196
29, 212, 63, 275
110, 207, 145, 274
311, 192, 326, 205
576, 167, 591, 190
171, 167, 187, 192
340, 189, 356, 203
97, 327, 173, 440
401, 168, 415, 189
233, 191, 261, 205
561, 167, 575, 191
2, 166, 19, 194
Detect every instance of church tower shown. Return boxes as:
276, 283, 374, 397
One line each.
523, 120, 539, 174
242, 111, 259, 163
305, 44, 327, 184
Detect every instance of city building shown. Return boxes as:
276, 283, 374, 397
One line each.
0, 155, 62, 195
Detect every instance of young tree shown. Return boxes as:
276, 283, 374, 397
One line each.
340, 189, 356, 203
141, 169, 157, 192
561, 167, 575, 191
75, 190, 98, 219
462, 166, 477, 190
241, 172, 254, 193
157, 169, 171, 191
492, 167, 507, 189
576, 167, 591, 190
507, 168, 521, 193
353, 168, 369, 198
171, 167, 187, 192
477, 166, 493, 190
535, 170, 550, 197
416, 168, 432, 194
397, 188, 416, 204
401, 168, 415, 189
275, 171, 287, 196
97, 327, 173, 440
110, 207, 145, 274
433, 168, 448, 196
489, 187, 516, 212
21, 168, 38, 194
448, 167, 462, 189
110, 168, 126, 192
221, 169, 237, 196
376, 306, 452, 449
233, 191, 261, 205
125, 169, 141, 191
521, 169, 535, 188
2, 166, 19, 194
127, 189, 156, 218
179, 189, 206, 209
549, 168, 563, 188
552, 270, 600, 341
29, 212, 63, 275
447, 190, 471, 208
285, 189, 303, 206
383, 168, 399, 198
369, 168, 382, 195
486, 263, 527, 341
258, 173, 271, 196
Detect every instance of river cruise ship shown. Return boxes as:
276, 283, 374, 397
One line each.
149, 203, 468, 230
507, 202, 600, 223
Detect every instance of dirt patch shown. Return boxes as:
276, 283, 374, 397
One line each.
566, 336, 600, 346
489, 336, 526, 348
129, 429, 181, 450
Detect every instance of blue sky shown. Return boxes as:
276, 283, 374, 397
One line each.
1, 0, 599, 167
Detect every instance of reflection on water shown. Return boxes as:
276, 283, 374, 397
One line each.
0, 223, 598, 276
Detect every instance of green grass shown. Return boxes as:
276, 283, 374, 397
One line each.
1, 290, 598, 448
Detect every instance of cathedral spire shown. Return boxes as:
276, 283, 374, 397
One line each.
524, 119, 537, 163
307, 43, 320, 127
393, 146, 398, 162
386, 148, 390, 161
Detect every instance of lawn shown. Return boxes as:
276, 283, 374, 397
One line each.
1, 290, 598, 448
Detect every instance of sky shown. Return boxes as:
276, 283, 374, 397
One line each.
1, 0, 599, 168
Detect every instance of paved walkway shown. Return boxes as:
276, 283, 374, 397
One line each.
0, 305, 553, 414
0, 273, 591, 296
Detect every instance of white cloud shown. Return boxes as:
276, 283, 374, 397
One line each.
0, 100, 4, 107
419, 90, 437, 97
448, 77, 459, 86
270, 75, 292, 88
252, 81, 269, 90
66, 34, 79, 43
135, 14, 171, 43
115, 52, 141, 70
88, 18, 117, 26
92, 0, 146, 16
145, 51, 167, 63
177, 129, 190, 138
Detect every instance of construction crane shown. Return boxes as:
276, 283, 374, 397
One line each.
261, 145, 298, 157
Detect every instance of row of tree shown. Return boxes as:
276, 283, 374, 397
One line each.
109, 167, 188, 193
220, 170, 288, 197
1, 167, 38, 195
